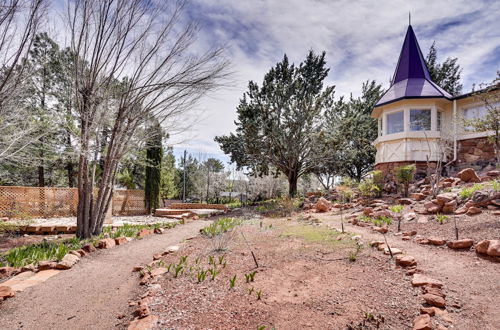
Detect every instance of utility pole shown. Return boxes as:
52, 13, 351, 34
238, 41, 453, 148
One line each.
182, 150, 187, 202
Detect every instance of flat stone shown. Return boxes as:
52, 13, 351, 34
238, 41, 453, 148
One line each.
0, 267, 18, 279
486, 240, 500, 257
97, 238, 116, 249
2, 270, 60, 292
422, 285, 446, 298
420, 307, 436, 316
413, 313, 433, 330
395, 255, 417, 267
162, 245, 180, 255
138, 228, 153, 237
0, 286, 15, 300
447, 239, 474, 249
412, 274, 443, 288
422, 293, 446, 307
115, 236, 128, 245
38, 261, 58, 270
56, 254, 80, 270
128, 315, 158, 330
466, 206, 482, 215
82, 243, 97, 253
373, 226, 388, 234
403, 230, 417, 236
384, 247, 402, 255
428, 237, 447, 246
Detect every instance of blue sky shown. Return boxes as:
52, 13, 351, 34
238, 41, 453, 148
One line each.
169, 0, 500, 166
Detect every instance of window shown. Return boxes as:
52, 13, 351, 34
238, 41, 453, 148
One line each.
386, 111, 404, 134
463, 105, 488, 131
410, 109, 431, 131
437, 111, 442, 131
378, 117, 383, 136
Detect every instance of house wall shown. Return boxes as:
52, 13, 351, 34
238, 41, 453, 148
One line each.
457, 137, 496, 165
374, 161, 436, 182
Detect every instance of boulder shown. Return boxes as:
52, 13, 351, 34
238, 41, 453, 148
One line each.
422, 293, 446, 307
454, 206, 468, 215
413, 314, 433, 330
97, 238, 116, 249
412, 274, 443, 288
373, 210, 391, 218
395, 255, 417, 267
315, 197, 332, 212
428, 237, 447, 246
362, 207, 374, 216
0, 286, 15, 300
486, 170, 499, 177
0, 267, 18, 279
398, 198, 413, 205
115, 236, 128, 245
403, 212, 417, 221
466, 206, 482, 215
447, 239, 473, 249
128, 315, 159, 330
373, 226, 388, 234
442, 200, 457, 213
82, 243, 97, 253
424, 201, 440, 214
476, 239, 500, 257
436, 192, 457, 205
420, 307, 436, 316
471, 190, 491, 205
56, 254, 80, 270
457, 168, 481, 183
411, 193, 426, 201
475, 240, 490, 255
403, 230, 417, 236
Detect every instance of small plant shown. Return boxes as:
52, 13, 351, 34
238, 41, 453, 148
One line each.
348, 241, 363, 262
459, 183, 484, 200
436, 214, 448, 225
371, 170, 384, 196
395, 165, 416, 197
201, 218, 242, 238
245, 271, 257, 283
179, 256, 188, 264
229, 275, 236, 289
358, 179, 380, 198
389, 205, 404, 213
257, 326, 267, 330
208, 267, 220, 281
208, 255, 215, 265
256, 289, 262, 300
218, 255, 225, 265
248, 287, 254, 295
492, 180, 500, 191
197, 269, 207, 282
173, 263, 184, 278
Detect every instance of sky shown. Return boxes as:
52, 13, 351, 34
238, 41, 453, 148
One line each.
166, 0, 500, 165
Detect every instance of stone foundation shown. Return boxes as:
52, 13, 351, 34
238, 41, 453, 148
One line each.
374, 161, 436, 183
457, 137, 496, 166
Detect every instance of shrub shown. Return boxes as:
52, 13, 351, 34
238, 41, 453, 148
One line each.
492, 180, 500, 191
389, 205, 404, 213
436, 214, 448, 225
201, 218, 241, 238
458, 183, 483, 200
371, 170, 384, 193
395, 165, 416, 197
2, 241, 70, 267
358, 179, 380, 198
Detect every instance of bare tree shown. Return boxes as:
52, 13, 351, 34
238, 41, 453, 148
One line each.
0, 0, 47, 162
67, 0, 229, 238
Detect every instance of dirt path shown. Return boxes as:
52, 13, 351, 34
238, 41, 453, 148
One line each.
0, 220, 210, 330
320, 213, 500, 329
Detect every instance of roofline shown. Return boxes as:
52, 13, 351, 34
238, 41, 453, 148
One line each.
453, 85, 500, 100
373, 95, 452, 108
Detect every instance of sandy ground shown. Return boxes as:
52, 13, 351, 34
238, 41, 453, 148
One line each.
0, 220, 210, 330
10, 215, 178, 226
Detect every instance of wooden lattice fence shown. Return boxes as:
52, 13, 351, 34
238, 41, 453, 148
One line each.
0, 186, 147, 218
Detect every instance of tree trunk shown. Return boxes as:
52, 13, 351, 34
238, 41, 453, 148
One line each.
288, 171, 298, 197
38, 164, 45, 187
67, 161, 75, 187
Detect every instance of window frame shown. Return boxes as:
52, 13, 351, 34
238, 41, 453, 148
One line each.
409, 108, 432, 132
385, 110, 405, 135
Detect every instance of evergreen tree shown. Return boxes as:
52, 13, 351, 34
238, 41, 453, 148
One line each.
160, 149, 179, 202
426, 42, 462, 96
144, 121, 163, 213
216, 51, 334, 197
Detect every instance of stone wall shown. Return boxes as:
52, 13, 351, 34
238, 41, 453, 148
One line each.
374, 161, 436, 183
457, 137, 496, 166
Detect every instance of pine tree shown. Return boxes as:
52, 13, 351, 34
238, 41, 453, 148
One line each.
216, 51, 334, 197
426, 42, 462, 96
144, 121, 163, 213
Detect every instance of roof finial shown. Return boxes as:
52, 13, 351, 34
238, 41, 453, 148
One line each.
409, 11, 411, 25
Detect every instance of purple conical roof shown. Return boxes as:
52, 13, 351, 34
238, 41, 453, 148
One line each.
375, 25, 452, 108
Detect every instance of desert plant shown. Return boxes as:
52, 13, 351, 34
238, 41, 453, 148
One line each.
229, 275, 237, 289
492, 180, 500, 191
395, 165, 416, 197
458, 183, 483, 200
208, 267, 220, 281
348, 241, 363, 262
197, 269, 207, 282
256, 290, 263, 300
248, 287, 254, 295
358, 179, 380, 198
390, 205, 404, 231
245, 271, 257, 283
436, 214, 448, 225
173, 264, 184, 278
371, 170, 384, 196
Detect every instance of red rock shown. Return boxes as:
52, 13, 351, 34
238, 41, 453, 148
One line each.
487, 170, 499, 177
395, 255, 417, 267
466, 206, 482, 215
422, 293, 446, 307
138, 228, 153, 237
0, 267, 18, 279
128, 315, 159, 330
97, 238, 116, 249
447, 239, 473, 249
152, 253, 162, 260
420, 307, 436, 316
403, 230, 417, 236
457, 168, 481, 183
411, 193, 426, 201
413, 313, 433, 330
454, 206, 468, 215
115, 236, 128, 245
486, 240, 500, 257
363, 207, 374, 216
56, 254, 80, 270
134, 304, 150, 318
38, 261, 58, 270
422, 286, 446, 298
20, 264, 37, 273
428, 237, 447, 246
412, 274, 443, 288
373, 226, 388, 234
0, 286, 15, 300
398, 198, 413, 205
82, 243, 97, 253
370, 241, 385, 247
315, 197, 332, 212
442, 200, 457, 213
436, 192, 457, 205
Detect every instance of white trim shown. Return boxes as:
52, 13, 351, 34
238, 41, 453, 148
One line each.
457, 130, 494, 141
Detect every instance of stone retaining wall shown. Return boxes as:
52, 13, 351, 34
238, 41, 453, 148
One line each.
374, 161, 436, 183
457, 137, 496, 166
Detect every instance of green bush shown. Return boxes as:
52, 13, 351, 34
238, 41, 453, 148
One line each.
389, 205, 404, 213
2, 241, 70, 267
371, 170, 384, 193
201, 218, 242, 238
458, 183, 483, 200
358, 179, 380, 198
395, 165, 416, 197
